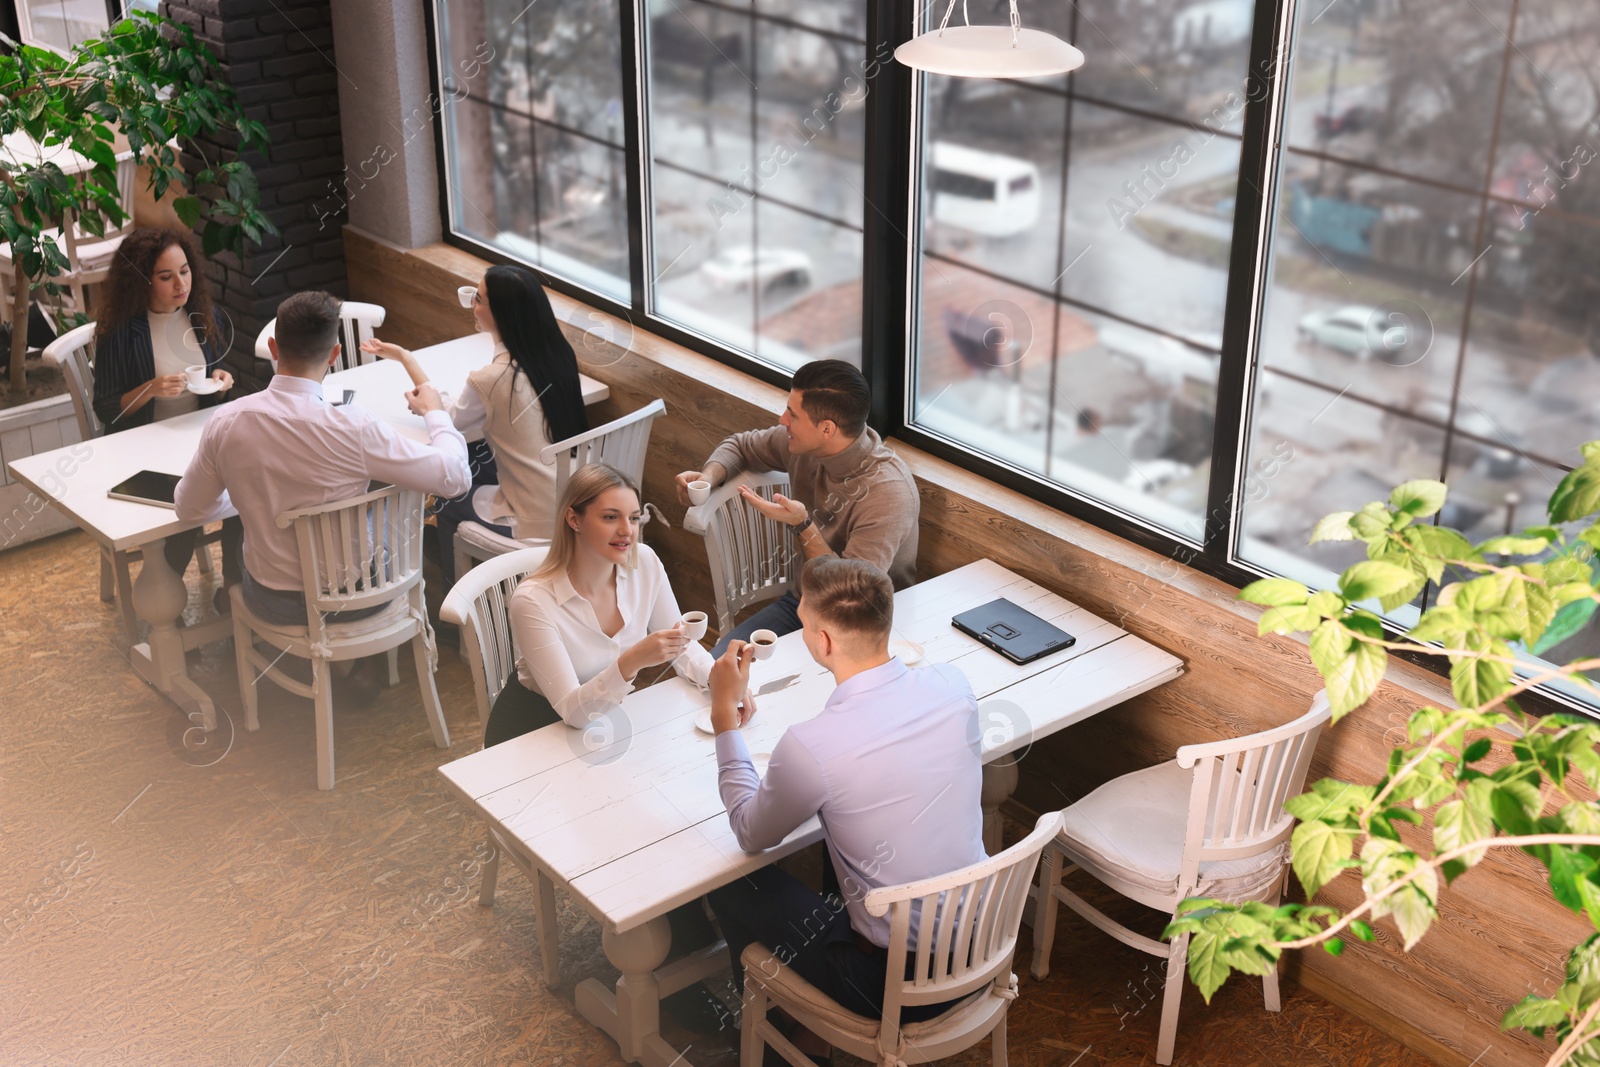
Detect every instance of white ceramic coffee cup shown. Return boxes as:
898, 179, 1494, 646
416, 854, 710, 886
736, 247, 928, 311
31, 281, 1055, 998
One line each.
750, 629, 778, 660
457, 285, 477, 309
681, 611, 708, 641
687, 479, 711, 506
184, 364, 207, 388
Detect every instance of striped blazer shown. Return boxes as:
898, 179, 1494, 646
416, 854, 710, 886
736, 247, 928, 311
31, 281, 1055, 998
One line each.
91, 309, 227, 433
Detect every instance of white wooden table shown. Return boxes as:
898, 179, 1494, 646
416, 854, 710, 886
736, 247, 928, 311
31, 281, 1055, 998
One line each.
5, 334, 609, 724
436, 558, 1183, 1067
324, 332, 608, 444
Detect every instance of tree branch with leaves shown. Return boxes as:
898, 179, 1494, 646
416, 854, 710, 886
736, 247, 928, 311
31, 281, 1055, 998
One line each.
0, 11, 275, 392
1166, 441, 1600, 1065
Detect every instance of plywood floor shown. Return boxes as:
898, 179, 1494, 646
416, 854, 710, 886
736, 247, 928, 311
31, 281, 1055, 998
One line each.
0, 529, 1439, 1067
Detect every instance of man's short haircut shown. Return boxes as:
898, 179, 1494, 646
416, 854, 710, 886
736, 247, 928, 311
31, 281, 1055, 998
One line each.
800, 556, 892, 642
791, 359, 870, 438
274, 291, 342, 366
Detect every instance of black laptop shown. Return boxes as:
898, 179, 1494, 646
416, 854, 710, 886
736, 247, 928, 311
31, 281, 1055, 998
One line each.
952, 598, 1076, 665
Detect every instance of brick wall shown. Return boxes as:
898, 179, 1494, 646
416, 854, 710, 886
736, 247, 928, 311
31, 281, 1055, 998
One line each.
160, 0, 349, 393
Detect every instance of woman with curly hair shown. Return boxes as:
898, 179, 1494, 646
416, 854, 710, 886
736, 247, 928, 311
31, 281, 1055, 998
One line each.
92, 228, 239, 591
92, 227, 233, 431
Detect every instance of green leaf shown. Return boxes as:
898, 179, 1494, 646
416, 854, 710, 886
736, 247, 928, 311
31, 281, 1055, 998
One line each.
1258, 604, 1321, 636
1503, 994, 1571, 1032
1462, 737, 1492, 764
1308, 619, 1353, 678
1185, 928, 1233, 1002
1551, 466, 1600, 525
1309, 511, 1356, 543
1387, 884, 1438, 949
1325, 638, 1387, 721
1285, 778, 1376, 825
1451, 641, 1514, 710
1350, 920, 1375, 941
1433, 780, 1495, 875
1390, 480, 1448, 519
1351, 501, 1395, 540
1407, 607, 1467, 645
1409, 524, 1478, 579
1323, 937, 1344, 955
1535, 598, 1599, 656
1239, 578, 1309, 607
172, 195, 201, 228
1479, 535, 1558, 556
1340, 560, 1422, 606
1291, 820, 1355, 899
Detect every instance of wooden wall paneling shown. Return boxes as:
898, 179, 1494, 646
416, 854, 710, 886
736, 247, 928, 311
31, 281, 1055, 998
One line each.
343, 226, 1589, 1067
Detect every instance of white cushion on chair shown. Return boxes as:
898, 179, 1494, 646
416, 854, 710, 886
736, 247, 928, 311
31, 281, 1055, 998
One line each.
1059, 760, 1287, 903
454, 519, 549, 561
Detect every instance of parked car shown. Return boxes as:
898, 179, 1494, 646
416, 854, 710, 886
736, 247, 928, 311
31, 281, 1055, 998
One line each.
1314, 105, 1373, 138
1297, 304, 1403, 359
698, 247, 812, 291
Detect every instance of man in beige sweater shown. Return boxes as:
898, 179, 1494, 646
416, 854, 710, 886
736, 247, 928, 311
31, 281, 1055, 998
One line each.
676, 359, 920, 654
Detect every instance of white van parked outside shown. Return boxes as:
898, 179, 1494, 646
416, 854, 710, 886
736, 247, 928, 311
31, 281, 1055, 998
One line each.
928, 142, 1041, 237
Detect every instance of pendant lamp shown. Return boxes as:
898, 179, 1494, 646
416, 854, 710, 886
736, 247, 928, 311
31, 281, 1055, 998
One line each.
895, 0, 1084, 79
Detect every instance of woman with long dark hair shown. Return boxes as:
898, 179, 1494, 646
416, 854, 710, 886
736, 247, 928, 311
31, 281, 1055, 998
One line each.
363, 264, 589, 586
92, 227, 239, 591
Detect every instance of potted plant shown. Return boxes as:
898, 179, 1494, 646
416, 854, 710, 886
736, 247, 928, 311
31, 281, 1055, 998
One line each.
0, 10, 274, 400
1169, 442, 1600, 1063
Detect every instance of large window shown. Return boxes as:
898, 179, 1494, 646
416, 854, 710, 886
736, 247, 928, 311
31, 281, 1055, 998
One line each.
640, 0, 869, 369
1236, 0, 1600, 694
907, 0, 1255, 538
437, 0, 631, 301
429, 0, 1600, 712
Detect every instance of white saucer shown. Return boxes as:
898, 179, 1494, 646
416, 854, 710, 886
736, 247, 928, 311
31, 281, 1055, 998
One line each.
694, 707, 715, 735
186, 379, 222, 395
889, 639, 925, 666
750, 752, 771, 775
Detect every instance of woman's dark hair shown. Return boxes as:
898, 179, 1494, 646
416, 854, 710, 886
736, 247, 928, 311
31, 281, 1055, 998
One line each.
96, 228, 216, 347
483, 265, 589, 444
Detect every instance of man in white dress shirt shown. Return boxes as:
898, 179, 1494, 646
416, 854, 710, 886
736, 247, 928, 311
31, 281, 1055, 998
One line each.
705, 556, 986, 1059
176, 291, 471, 696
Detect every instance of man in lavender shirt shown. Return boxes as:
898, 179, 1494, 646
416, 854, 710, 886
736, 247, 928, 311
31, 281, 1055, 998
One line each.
705, 557, 987, 1059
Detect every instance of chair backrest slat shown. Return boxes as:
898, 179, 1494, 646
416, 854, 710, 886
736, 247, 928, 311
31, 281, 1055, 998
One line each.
869, 812, 1061, 1021
439, 547, 550, 730
1177, 692, 1333, 880
540, 399, 665, 498
42, 322, 100, 440
683, 471, 798, 635
280, 486, 427, 618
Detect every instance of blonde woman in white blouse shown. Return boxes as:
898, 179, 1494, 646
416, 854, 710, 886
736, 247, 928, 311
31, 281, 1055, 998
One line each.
487, 463, 755, 745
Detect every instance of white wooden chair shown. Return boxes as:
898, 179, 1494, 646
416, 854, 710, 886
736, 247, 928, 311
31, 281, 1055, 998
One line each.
681, 470, 798, 638
1029, 691, 1333, 1065
0, 149, 136, 324
451, 398, 668, 581
229, 485, 450, 790
438, 545, 562, 986
742, 811, 1063, 1067
255, 300, 386, 373
43, 322, 214, 640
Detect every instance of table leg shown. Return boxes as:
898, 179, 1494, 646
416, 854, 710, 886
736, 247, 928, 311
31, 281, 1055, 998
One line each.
575, 917, 684, 1066
982, 760, 1020, 855
128, 536, 217, 730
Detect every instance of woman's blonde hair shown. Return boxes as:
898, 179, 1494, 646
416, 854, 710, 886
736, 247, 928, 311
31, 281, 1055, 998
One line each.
532, 463, 642, 580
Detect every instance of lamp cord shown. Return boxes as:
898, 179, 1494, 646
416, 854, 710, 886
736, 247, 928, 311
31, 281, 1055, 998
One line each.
933, 0, 1024, 47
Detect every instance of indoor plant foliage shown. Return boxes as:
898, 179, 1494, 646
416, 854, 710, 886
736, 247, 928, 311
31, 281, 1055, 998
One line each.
1167, 441, 1600, 1064
0, 11, 275, 393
